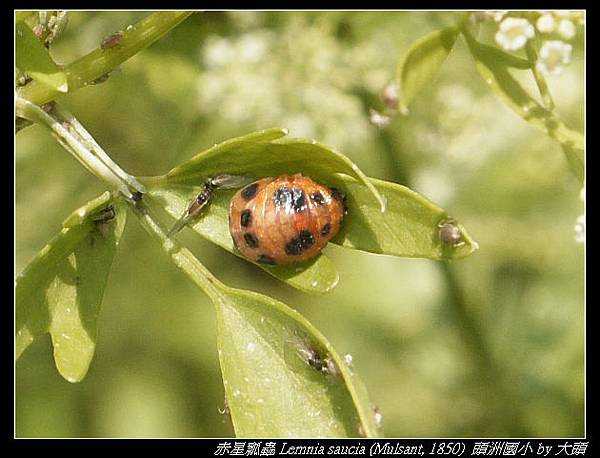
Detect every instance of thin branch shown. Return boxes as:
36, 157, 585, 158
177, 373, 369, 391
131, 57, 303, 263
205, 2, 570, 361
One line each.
17, 11, 193, 106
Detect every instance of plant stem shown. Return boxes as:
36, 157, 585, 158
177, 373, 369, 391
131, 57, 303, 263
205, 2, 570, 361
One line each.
17, 11, 193, 106
16, 97, 144, 198
525, 40, 556, 111
126, 198, 227, 305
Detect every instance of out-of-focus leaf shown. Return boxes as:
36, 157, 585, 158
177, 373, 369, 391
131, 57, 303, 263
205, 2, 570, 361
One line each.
16, 192, 127, 382
15, 11, 34, 23
464, 32, 584, 183
167, 247, 380, 438
147, 186, 339, 294
329, 175, 478, 260
15, 21, 68, 93
397, 27, 459, 112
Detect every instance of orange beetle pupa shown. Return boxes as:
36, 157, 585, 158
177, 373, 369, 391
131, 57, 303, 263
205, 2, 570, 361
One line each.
228, 173, 347, 265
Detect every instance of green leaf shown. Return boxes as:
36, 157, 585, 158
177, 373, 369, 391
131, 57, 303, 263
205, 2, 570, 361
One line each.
15, 21, 68, 93
165, 128, 386, 212
464, 32, 584, 183
16, 192, 127, 382
146, 186, 339, 294
15, 11, 35, 23
330, 175, 479, 260
167, 247, 381, 438
468, 40, 531, 70
144, 130, 477, 294
397, 27, 459, 112
18, 12, 193, 107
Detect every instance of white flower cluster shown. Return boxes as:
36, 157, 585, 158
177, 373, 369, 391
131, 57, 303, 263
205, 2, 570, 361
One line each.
535, 11, 580, 39
495, 17, 534, 51
490, 11, 582, 77
197, 22, 378, 152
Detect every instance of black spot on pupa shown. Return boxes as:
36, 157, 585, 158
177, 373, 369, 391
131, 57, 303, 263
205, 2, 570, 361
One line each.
285, 237, 303, 255
274, 186, 307, 212
330, 187, 348, 214
321, 223, 331, 236
256, 254, 277, 265
240, 209, 252, 227
311, 192, 325, 205
274, 186, 292, 207
244, 232, 259, 248
241, 183, 258, 200
291, 188, 307, 212
330, 187, 345, 203
299, 230, 315, 249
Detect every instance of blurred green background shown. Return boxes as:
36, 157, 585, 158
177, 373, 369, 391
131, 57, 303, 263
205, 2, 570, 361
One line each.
15, 11, 584, 438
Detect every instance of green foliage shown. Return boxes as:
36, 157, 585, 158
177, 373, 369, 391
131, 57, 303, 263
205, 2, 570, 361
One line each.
332, 176, 477, 260
16, 21, 68, 93
214, 286, 377, 437
127, 201, 381, 437
145, 129, 476, 293
159, 242, 380, 437
397, 27, 459, 112
17, 11, 192, 106
16, 192, 126, 382
15, 11, 583, 439
463, 31, 584, 183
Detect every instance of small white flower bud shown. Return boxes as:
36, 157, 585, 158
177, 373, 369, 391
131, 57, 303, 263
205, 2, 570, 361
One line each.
557, 19, 576, 40
536, 40, 572, 76
495, 18, 535, 51
382, 82, 400, 110
536, 14, 556, 33
369, 109, 391, 128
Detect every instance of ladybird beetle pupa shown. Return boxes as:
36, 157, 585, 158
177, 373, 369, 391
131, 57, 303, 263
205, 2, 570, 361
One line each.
229, 173, 346, 265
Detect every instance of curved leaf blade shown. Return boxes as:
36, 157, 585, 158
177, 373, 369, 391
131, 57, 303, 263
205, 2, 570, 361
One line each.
330, 175, 478, 260
167, 248, 380, 438
146, 186, 339, 294
16, 21, 68, 93
165, 129, 386, 212
16, 192, 126, 382
146, 129, 478, 281
397, 27, 459, 112
464, 33, 584, 183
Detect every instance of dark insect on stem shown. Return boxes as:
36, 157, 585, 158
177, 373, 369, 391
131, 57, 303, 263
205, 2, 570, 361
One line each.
91, 73, 111, 85
92, 205, 116, 239
167, 174, 250, 237
131, 191, 144, 202
91, 205, 115, 224
289, 332, 340, 379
